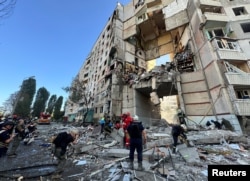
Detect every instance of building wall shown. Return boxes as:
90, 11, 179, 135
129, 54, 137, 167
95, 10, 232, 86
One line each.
65, 0, 250, 134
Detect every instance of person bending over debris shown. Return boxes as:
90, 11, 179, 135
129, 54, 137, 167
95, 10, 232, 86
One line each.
52, 128, 79, 173
171, 124, 188, 153
127, 115, 147, 171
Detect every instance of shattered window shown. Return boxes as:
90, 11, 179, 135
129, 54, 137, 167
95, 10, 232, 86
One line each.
233, 7, 247, 16
207, 28, 225, 39
216, 39, 239, 50
241, 22, 250, 33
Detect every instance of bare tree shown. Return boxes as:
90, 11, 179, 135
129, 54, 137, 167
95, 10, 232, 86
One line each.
0, 0, 17, 19
3, 92, 18, 114
63, 75, 94, 126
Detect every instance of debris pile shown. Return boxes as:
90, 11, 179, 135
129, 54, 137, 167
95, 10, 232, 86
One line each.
0, 122, 249, 181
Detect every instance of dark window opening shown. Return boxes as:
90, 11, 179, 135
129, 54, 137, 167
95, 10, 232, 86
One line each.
241, 23, 250, 33
233, 7, 247, 16
214, 29, 224, 36
135, 58, 138, 67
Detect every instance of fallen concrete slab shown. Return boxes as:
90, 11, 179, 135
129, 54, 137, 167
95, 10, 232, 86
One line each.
188, 129, 248, 145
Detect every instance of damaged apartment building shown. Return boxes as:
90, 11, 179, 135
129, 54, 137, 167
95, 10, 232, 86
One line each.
65, 0, 250, 134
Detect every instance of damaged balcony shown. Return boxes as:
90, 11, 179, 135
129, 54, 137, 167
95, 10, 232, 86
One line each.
233, 99, 250, 115
199, 0, 222, 9
200, 3, 228, 28
134, 72, 178, 98
225, 73, 250, 86
224, 62, 250, 86
136, 7, 166, 42
162, 0, 189, 31
211, 37, 248, 61
225, 62, 250, 115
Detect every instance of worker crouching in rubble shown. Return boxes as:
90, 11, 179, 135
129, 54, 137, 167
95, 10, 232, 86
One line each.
52, 128, 79, 173
171, 124, 188, 154
127, 115, 147, 171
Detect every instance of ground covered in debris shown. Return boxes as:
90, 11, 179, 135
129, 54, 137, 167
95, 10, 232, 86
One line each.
0, 121, 249, 181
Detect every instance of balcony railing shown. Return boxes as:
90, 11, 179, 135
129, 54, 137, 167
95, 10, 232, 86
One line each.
211, 38, 248, 61
202, 12, 229, 23
233, 99, 250, 115
201, 12, 228, 28
225, 73, 250, 85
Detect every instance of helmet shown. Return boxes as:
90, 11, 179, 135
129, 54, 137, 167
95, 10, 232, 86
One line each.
180, 124, 187, 131
133, 115, 139, 121
70, 128, 79, 135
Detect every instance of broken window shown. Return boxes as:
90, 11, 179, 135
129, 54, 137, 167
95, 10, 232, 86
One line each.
241, 22, 250, 33
207, 28, 225, 39
215, 39, 239, 51
137, 13, 147, 24
233, 7, 247, 16
224, 62, 239, 73
236, 90, 250, 99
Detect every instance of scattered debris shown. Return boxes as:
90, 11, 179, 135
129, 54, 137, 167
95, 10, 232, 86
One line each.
0, 122, 249, 181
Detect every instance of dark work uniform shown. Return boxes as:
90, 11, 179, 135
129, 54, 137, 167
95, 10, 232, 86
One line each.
171, 125, 187, 147
52, 132, 74, 172
0, 130, 11, 157
53, 132, 74, 158
127, 121, 145, 162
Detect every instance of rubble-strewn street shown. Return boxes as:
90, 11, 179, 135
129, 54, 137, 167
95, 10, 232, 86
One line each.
0, 121, 249, 181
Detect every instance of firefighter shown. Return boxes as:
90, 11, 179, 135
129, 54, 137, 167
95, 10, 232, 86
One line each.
122, 112, 132, 148
171, 124, 188, 153
127, 115, 147, 170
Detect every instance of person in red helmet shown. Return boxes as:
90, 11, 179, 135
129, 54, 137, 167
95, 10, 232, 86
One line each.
121, 112, 132, 148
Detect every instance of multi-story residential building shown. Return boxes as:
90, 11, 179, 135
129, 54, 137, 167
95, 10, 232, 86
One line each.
65, 0, 250, 134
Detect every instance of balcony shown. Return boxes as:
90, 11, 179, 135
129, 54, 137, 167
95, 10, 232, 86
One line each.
225, 73, 250, 86
201, 13, 229, 28
211, 38, 248, 61
199, 0, 222, 7
233, 99, 250, 116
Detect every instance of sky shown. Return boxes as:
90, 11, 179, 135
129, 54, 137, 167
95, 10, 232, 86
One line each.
0, 0, 131, 107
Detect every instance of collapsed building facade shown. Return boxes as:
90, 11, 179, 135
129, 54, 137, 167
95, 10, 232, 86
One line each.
65, 0, 250, 134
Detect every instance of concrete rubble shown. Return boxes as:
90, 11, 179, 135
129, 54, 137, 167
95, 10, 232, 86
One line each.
0, 122, 249, 181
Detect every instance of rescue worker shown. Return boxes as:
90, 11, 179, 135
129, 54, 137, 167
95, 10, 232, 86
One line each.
171, 124, 188, 153
7, 119, 26, 157
99, 117, 105, 134
0, 121, 16, 157
52, 128, 79, 173
122, 112, 132, 148
127, 115, 147, 171
177, 109, 186, 125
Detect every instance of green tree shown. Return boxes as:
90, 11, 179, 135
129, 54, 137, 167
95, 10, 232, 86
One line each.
32, 87, 50, 118
63, 75, 94, 125
46, 94, 57, 114
14, 77, 36, 118
53, 96, 64, 120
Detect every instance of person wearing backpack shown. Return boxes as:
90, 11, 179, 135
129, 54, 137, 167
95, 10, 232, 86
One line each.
127, 115, 147, 171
